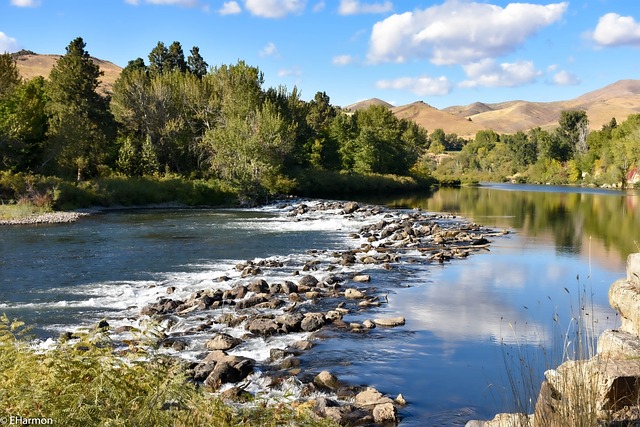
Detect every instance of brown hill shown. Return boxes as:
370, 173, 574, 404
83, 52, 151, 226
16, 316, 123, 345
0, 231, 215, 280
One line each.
391, 101, 484, 138
444, 79, 640, 135
11, 50, 122, 95
345, 98, 394, 112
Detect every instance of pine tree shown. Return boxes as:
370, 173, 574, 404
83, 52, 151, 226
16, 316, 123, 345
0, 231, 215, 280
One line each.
0, 53, 21, 99
45, 37, 114, 180
187, 46, 208, 78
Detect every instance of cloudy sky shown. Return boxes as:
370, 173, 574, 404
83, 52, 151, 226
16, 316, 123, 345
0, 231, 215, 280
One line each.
1, 0, 639, 108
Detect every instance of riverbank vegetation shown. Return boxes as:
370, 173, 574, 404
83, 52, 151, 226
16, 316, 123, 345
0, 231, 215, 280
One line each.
3, 37, 638, 215
430, 111, 640, 187
0, 315, 336, 427
0, 38, 437, 213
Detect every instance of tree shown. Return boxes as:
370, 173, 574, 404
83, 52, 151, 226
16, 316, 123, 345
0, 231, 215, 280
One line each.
148, 42, 168, 75
557, 110, 589, 156
0, 53, 21, 99
187, 46, 208, 78
0, 76, 48, 172
166, 41, 187, 73
45, 37, 114, 180
505, 131, 537, 167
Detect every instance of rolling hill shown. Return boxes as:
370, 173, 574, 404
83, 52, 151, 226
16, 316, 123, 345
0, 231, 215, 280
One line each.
11, 50, 122, 95
349, 79, 640, 138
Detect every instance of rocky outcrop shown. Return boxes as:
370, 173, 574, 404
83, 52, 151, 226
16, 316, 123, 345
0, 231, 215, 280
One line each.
468, 253, 640, 427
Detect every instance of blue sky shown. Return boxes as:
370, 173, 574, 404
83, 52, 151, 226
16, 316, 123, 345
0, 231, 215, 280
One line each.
1, 0, 639, 109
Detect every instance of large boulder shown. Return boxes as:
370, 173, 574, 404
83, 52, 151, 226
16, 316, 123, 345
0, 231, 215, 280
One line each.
301, 312, 326, 332
205, 333, 242, 351
246, 318, 279, 336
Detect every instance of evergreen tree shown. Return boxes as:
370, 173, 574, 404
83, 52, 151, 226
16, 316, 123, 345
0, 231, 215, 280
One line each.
0, 53, 21, 99
148, 42, 168, 75
187, 46, 208, 78
45, 37, 114, 180
167, 41, 187, 73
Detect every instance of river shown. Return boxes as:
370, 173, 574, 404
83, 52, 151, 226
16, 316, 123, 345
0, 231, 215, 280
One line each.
0, 183, 635, 425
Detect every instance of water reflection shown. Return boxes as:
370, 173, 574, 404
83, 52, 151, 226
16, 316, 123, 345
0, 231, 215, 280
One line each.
365, 183, 637, 272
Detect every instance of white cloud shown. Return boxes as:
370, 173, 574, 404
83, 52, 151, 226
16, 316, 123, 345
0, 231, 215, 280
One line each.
592, 13, 640, 47
368, 1, 568, 65
259, 42, 278, 57
278, 67, 302, 77
10, 0, 41, 6
219, 1, 241, 15
0, 32, 19, 53
312, 1, 325, 12
376, 75, 452, 96
332, 54, 354, 66
553, 70, 580, 86
339, 0, 392, 15
244, 0, 305, 18
460, 59, 541, 88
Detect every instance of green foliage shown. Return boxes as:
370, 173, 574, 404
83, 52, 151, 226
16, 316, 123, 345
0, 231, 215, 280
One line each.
0, 53, 22, 98
0, 316, 336, 427
45, 37, 115, 181
0, 76, 48, 171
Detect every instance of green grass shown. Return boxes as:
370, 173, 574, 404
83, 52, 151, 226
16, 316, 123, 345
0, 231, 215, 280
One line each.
0, 315, 337, 427
0, 202, 51, 220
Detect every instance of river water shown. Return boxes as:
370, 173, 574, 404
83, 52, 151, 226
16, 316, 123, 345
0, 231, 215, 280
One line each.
0, 183, 635, 425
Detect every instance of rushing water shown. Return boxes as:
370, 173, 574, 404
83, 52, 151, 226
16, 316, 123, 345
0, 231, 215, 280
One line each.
1, 184, 636, 425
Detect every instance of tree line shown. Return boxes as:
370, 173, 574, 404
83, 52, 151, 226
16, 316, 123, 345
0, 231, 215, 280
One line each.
0, 37, 435, 203
2, 37, 639, 205
428, 110, 640, 187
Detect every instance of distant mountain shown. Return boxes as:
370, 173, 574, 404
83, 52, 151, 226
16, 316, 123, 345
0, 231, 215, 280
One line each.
11, 50, 122, 95
351, 79, 640, 138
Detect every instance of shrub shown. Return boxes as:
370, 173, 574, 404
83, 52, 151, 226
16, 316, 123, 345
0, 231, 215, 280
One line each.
0, 315, 336, 427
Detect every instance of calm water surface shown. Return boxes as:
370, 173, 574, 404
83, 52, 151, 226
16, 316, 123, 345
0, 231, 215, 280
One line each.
1, 184, 636, 425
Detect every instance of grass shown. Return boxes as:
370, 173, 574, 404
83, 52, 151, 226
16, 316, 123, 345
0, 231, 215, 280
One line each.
0, 202, 51, 220
497, 273, 611, 426
0, 315, 338, 427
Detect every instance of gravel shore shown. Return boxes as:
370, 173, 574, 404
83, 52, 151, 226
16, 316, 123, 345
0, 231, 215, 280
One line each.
0, 211, 90, 225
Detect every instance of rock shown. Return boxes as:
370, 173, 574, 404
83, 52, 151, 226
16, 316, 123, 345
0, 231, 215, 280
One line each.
193, 361, 217, 381
291, 340, 313, 351
395, 393, 406, 405
353, 274, 371, 282
343, 201, 359, 214
373, 316, 406, 327
247, 279, 269, 294
298, 275, 319, 287
280, 356, 301, 369
246, 318, 279, 336
276, 313, 304, 332
205, 333, 242, 351
363, 319, 376, 329
355, 387, 394, 408
300, 312, 326, 332
373, 402, 397, 423
235, 295, 268, 310
466, 413, 532, 427
345, 288, 365, 299
597, 329, 640, 358
314, 370, 341, 391
166, 286, 176, 294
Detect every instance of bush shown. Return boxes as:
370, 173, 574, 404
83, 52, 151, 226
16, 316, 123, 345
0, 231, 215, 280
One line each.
293, 169, 435, 197
0, 315, 337, 427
